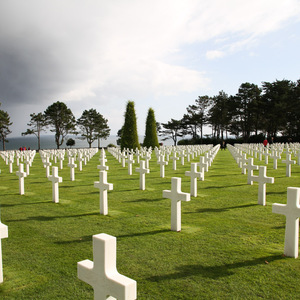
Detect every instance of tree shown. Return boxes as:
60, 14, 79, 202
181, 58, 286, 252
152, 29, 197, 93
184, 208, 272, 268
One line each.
285, 79, 300, 138
160, 119, 186, 146
0, 106, 12, 151
208, 91, 231, 139
22, 112, 47, 150
77, 108, 110, 148
230, 83, 262, 140
121, 101, 140, 150
182, 95, 211, 143
66, 138, 75, 148
143, 108, 159, 148
44, 101, 77, 149
261, 80, 293, 137
116, 126, 123, 146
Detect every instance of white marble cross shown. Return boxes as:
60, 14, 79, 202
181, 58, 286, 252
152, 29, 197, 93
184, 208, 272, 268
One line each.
282, 154, 296, 177
0, 221, 8, 283
126, 154, 135, 175
204, 154, 210, 171
48, 166, 63, 203
251, 166, 274, 205
198, 156, 208, 179
246, 158, 259, 185
135, 160, 150, 190
8, 156, 13, 174
270, 151, 281, 170
68, 157, 77, 181
16, 163, 27, 195
135, 149, 140, 164
272, 187, 300, 258
43, 156, 52, 178
185, 163, 203, 197
157, 155, 168, 178
98, 156, 109, 171
24, 157, 31, 175
78, 153, 84, 171
78, 233, 137, 300
163, 177, 190, 232
144, 152, 151, 169
121, 152, 127, 168
264, 148, 271, 164
239, 153, 248, 175
58, 153, 65, 169
170, 151, 179, 170
94, 171, 113, 215
179, 150, 185, 165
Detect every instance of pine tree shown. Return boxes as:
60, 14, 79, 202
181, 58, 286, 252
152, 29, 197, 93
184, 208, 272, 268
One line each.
121, 101, 140, 151
143, 108, 159, 148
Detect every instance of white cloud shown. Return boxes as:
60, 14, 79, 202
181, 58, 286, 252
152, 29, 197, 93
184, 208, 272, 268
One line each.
206, 50, 225, 60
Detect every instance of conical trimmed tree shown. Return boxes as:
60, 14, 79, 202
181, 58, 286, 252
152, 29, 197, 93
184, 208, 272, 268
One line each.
121, 101, 140, 151
143, 108, 159, 148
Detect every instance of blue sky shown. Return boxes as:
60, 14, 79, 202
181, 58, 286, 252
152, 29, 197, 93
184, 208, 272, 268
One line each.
0, 0, 299, 138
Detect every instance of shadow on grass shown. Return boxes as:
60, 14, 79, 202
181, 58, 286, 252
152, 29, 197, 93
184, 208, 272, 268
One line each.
267, 191, 286, 195
147, 254, 285, 281
128, 198, 164, 203
1, 201, 50, 207
7, 212, 99, 222
184, 203, 257, 214
117, 229, 170, 239
204, 184, 246, 189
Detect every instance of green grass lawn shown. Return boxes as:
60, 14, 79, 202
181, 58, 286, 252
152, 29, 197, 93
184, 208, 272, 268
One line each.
0, 147, 300, 299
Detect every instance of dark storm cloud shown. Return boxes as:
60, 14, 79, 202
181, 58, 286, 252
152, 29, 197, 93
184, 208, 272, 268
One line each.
0, 34, 72, 107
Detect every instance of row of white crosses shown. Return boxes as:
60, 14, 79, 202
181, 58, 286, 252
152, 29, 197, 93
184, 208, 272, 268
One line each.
0, 150, 36, 175
229, 144, 300, 258
13, 148, 97, 198
228, 145, 275, 206
236, 142, 299, 175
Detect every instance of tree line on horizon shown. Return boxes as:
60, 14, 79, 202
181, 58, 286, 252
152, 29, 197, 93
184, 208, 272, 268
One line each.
0, 100, 160, 151
0, 101, 111, 150
159, 79, 300, 145
1, 78, 299, 150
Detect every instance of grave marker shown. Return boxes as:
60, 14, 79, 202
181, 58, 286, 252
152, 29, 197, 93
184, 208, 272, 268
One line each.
251, 166, 274, 206
246, 158, 258, 185
185, 163, 203, 197
126, 154, 135, 175
135, 160, 149, 190
0, 221, 8, 283
157, 155, 168, 178
48, 166, 63, 203
272, 187, 300, 258
282, 154, 296, 177
8, 156, 13, 173
78, 153, 84, 171
78, 233, 137, 299
43, 156, 52, 178
94, 171, 113, 215
16, 163, 27, 195
68, 157, 77, 181
163, 177, 190, 232
270, 151, 281, 170
170, 151, 179, 170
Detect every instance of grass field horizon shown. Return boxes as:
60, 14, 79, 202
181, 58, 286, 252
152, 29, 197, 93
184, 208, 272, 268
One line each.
0, 146, 300, 299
